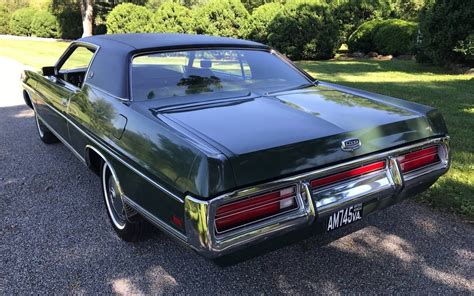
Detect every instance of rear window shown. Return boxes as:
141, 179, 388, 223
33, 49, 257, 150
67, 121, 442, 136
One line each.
131, 49, 309, 101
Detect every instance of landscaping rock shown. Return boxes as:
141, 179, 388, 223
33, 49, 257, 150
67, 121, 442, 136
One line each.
377, 55, 393, 60
465, 68, 474, 75
367, 51, 378, 58
351, 51, 366, 58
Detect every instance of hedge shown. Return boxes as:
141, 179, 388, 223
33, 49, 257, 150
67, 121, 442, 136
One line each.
30, 11, 61, 38
0, 4, 9, 34
373, 19, 417, 55
347, 19, 384, 53
106, 3, 155, 34
268, 0, 342, 60
247, 2, 282, 43
417, 0, 474, 65
9, 7, 36, 36
154, 2, 195, 33
194, 0, 250, 38
348, 19, 417, 55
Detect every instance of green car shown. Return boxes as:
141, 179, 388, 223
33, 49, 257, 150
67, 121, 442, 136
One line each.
21, 33, 450, 258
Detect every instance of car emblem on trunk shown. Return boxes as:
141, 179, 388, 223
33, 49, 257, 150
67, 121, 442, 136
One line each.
341, 138, 362, 152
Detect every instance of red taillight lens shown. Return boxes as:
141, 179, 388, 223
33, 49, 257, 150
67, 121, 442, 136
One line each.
311, 161, 386, 189
397, 146, 439, 173
215, 186, 297, 233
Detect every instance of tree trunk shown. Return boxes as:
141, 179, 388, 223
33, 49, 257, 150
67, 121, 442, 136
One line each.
80, 0, 94, 37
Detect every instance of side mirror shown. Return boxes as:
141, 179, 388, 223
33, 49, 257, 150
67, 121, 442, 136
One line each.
42, 66, 56, 77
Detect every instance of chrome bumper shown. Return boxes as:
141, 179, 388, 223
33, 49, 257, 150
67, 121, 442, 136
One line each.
184, 136, 450, 258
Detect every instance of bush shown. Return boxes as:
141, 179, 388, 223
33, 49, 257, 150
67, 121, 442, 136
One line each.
194, 0, 250, 38
347, 19, 384, 53
348, 19, 417, 55
106, 3, 155, 34
373, 19, 417, 55
332, 0, 393, 41
246, 2, 282, 43
267, 0, 342, 60
0, 4, 9, 34
30, 11, 61, 38
154, 1, 195, 33
9, 7, 36, 36
417, 0, 474, 65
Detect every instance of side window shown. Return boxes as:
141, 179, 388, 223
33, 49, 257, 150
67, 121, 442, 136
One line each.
58, 46, 95, 88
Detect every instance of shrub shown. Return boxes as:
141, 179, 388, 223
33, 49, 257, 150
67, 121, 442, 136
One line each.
373, 19, 417, 55
267, 0, 342, 60
194, 0, 250, 38
246, 2, 282, 43
417, 0, 474, 65
55, 7, 82, 39
331, 0, 393, 41
154, 1, 195, 33
106, 3, 155, 34
347, 19, 384, 53
9, 7, 36, 36
0, 4, 9, 34
30, 11, 61, 38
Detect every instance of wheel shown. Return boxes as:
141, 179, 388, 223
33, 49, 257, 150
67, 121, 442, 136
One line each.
101, 162, 146, 241
33, 108, 59, 144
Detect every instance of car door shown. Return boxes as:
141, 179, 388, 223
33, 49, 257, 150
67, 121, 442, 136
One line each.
35, 44, 96, 142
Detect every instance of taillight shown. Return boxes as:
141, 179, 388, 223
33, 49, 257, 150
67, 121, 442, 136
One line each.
397, 146, 439, 173
311, 161, 386, 189
215, 186, 298, 233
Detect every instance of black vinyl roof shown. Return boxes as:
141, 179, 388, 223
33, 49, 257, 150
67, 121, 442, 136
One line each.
79, 33, 267, 52
79, 33, 268, 99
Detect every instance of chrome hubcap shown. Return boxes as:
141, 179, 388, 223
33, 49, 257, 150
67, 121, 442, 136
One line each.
103, 164, 126, 229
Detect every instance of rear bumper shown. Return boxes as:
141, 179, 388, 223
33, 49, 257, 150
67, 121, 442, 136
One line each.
184, 136, 450, 258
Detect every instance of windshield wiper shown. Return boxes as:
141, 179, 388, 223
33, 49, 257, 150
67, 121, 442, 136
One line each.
264, 80, 319, 96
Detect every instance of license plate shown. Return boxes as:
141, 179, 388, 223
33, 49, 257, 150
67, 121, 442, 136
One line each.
326, 203, 363, 232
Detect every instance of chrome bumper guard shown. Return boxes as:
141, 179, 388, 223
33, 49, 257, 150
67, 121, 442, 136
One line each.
184, 136, 450, 258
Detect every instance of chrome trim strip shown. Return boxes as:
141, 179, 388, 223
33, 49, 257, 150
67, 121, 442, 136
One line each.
36, 113, 86, 164
32, 94, 184, 203
184, 136, 449, 258
122, 194, 187, 242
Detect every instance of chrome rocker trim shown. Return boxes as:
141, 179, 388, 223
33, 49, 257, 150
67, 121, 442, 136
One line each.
184, 136, 449, 258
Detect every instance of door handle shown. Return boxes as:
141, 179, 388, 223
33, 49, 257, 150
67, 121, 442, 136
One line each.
60, 98, 68, 107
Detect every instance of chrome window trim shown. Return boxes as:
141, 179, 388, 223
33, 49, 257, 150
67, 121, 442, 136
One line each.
128, 47, 312, 102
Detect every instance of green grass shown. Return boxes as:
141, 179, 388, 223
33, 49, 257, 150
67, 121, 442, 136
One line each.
297, 59, 473, 219
1, 39, 472, 219
0, 39, 71, 69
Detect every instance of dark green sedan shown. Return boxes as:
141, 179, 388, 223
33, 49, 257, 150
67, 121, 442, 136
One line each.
21, 33, 450, 258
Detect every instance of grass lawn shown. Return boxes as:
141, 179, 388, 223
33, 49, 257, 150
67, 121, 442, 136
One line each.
1, 39, 472, 219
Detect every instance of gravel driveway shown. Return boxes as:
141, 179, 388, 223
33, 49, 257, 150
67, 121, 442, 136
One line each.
1, 58, 473, 294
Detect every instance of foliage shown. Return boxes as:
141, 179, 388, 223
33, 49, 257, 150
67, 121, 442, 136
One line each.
348, 19, 417, 55
330, 0, 391, 41
246, 2, 282, 43
8, 7, 36, 36
193, 0, 250, 38
417, 0, 474, 65
347, 19, 383, 53
154, 1, 195, 33
49, 0, 82, 39
389, 0, 426, 20
268, 0, 342, 60
373, 19, 417, 55
0, 4, 10, 34
30, 11, 61, 38
106, 3, 155, 34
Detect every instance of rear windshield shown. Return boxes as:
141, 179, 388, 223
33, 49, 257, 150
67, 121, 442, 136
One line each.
131, 49, 309, 101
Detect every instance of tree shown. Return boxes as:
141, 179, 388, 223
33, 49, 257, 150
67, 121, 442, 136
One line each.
80, 0, 94, 37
